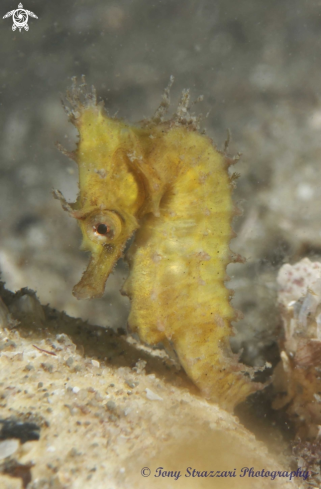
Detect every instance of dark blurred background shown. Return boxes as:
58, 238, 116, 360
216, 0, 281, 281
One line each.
1, 0, 321, 364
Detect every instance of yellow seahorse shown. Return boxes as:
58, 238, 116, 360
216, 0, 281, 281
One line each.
54, 77, 258, 410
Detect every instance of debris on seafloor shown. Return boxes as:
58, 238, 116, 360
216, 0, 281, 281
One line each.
0, 283, 299, 489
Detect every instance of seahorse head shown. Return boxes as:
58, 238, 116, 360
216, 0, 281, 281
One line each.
71, 203, 138, 301
56, 89, 143, 300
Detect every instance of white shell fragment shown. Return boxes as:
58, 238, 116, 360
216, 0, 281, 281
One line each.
0, 439, 19, 460
145, 388, 163, 401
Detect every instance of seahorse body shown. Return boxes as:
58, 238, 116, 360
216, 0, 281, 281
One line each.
56, 79, 258, 410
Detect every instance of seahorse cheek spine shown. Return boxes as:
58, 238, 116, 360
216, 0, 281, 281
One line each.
56, 81, 259, 411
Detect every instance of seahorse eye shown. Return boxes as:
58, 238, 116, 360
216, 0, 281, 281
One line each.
97, 223, 107, 235
86, 211, 122, 245
96, 223, 112, 236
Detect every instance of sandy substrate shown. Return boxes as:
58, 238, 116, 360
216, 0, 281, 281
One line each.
0, 285, 302, 489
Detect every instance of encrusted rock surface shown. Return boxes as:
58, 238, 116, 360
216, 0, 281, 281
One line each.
273, 259, 321, 435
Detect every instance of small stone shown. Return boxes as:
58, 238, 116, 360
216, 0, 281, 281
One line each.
56, 333, 69, 343
106, 400, 116, 412
94, 392, 103, 402
56, 334, 76, 352
92, 359, 100, 368
78, 389, 89, 401
73, 364, 83, 373
133, 359, 146, 374
69, 447, 80, 457
41, 362, 54, 373
108, 414, 118, 422
65, 357, 74, 367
